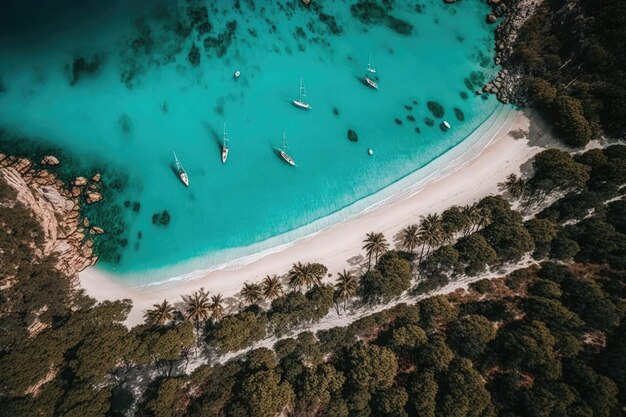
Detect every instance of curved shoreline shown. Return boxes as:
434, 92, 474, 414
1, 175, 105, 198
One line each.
80, 108, 544, 326
101, 103, 513, 286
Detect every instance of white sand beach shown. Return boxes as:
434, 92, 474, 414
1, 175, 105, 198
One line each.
80, 109, 545, 326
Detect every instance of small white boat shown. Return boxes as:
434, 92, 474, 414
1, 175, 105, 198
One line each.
221, 123, 229, 164
173, 151, 189, 187
292, 77, 311, 110
368, 149, 374, 155
280, 131, 296, 166
365, 77, 378, 90
234, 70, 241, 79
442, 121, 451, 130
364, 53, 379, 90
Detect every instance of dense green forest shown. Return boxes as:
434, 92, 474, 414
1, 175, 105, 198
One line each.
513, 0, 626, 146
1, 142, 625, 415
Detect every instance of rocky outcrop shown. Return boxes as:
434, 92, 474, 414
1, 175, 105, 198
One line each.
444, 0, 543, 104
86, 191, 103, 204
489, 0, 545, 104
0, 154, 101, 281
41, 155, 60, 166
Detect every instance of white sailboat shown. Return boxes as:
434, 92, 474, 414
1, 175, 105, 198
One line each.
173, 151, 189, 187
279, 131, 296, 166
221, 123, 229, 164
365, 53, 378, 90
292, 77, 311, 110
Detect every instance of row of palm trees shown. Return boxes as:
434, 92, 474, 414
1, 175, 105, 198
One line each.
143, 288, 225, 327
146, 205, 492, 327
499, 173, 549, 210
363, 205, 491, 269
239, 260, 327, 304
240, 265, 359, 315
239, 274, 285, 305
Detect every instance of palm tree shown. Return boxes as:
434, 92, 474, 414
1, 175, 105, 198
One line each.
182, 288, 211, 348
362, 232, 389, 269
401, 224, 420, 254
182, 289, 211, 332
475, 207, 492, 231
460, 204, 476, 236
499, 173, 530, 200
417, 214, 445, 263
262, 275, 284, 300
209, 294, 225, 321
240, 282, 263, 305
143, 299, 175, 326
461, 203, 488, 234
288, 262, 317, 292
334, 269, 358, 314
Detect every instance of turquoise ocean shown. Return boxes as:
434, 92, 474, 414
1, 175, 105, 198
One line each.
0, 0, 507, 285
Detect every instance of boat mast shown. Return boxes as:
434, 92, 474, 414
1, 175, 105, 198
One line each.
299, 77, 306, 102
223, 123, 229, 148
368, 53, 376, 73
282, 131, 287, 151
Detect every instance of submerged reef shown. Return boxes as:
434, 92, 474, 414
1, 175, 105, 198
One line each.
203, 21, 238, 58
152, 210, 171, 227
68, 55, 102, 86
454, 108, 465, 121
347, 129, 358, 142
350, 0, 413, 35
464, 70, 487, 93
186, 4, 211, 36
427, 101, 445, 118
188, 42, 201, 67
319, 12, 343, 35
118, 114, 133, 135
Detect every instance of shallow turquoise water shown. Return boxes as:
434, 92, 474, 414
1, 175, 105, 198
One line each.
0, 0, 501, 283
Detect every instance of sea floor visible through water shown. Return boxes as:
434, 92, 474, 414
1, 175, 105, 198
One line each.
0, 0, 503, 284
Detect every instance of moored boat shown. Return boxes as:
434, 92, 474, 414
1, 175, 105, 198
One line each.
222, 123, 229, 164
173, 151, 189, 187
365, 77, 378, 90
280, 131, 296, 166
292, 77, 311, 110
364, 53, 379, 90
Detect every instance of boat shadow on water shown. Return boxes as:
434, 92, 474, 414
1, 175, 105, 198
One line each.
353, 74, 377, 89
201, 121, 223, 155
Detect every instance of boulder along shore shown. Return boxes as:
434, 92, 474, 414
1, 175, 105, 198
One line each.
445, 0, 545, 104
0, 153, 103, 286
